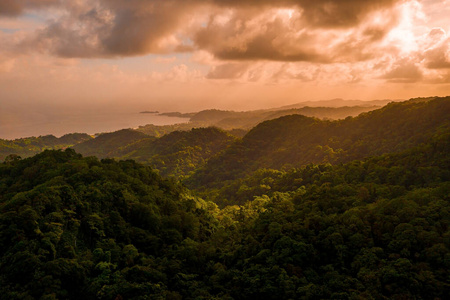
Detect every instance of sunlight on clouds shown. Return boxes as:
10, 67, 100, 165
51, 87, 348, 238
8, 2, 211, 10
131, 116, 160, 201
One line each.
384, 1, 424, 54
275, 8, 298, 22
0, 0, 450, 111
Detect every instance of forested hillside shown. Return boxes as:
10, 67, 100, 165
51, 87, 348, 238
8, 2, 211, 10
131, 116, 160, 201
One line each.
0, 149, 216, 299
1, 132, 448, 299
0, 97, 449, 299
199, 106, 381, 130
72, 129, 151, 158
136, 105, 380, 137
188, 97, 450, 189
71, 127, 236, 178
117, 127, 236, 178
0, 103, 384, 164
0, 133, 92, 162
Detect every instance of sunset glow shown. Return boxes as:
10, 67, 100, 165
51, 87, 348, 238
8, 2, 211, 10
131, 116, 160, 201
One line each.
1, 0, 450, 118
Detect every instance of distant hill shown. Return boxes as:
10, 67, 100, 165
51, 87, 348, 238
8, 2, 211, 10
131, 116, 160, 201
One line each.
156, 105, 382, 132
72, 129, 150, 158
213, 106, 381, 129
138, 100, 392, 136
136, 122, 207, 137
275, 98, 402, 109
0, 98, 404, 167
118, 127, 236, 178
187, 96, 450, 189
70, 127, 236, 178
0, 133, 92, 161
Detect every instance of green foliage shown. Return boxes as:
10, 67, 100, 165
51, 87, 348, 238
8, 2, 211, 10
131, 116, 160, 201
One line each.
0, 133, 92, 162
119, 127, 236, 178
136, 106, 378, 137
136, 122, 206, 137
72, 129, 150, 158
187, 97, 450, 189
0, 149, 215, 299
0, 97, 449, 299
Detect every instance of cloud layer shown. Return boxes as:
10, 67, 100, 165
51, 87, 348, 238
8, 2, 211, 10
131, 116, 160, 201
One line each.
1, 0, 450, 102
3, 0, 405, 59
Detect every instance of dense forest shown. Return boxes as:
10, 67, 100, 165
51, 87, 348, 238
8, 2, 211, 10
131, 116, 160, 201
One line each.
0, 97, 449, 299
0, 133, 92, 162
72, 127, 236, 179
187, 97, 450, 190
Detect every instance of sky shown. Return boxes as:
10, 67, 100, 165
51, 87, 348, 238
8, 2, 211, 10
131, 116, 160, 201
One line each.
1, 0, 450, 115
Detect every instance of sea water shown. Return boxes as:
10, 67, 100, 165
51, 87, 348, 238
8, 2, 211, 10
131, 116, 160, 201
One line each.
0, 112, 190, 140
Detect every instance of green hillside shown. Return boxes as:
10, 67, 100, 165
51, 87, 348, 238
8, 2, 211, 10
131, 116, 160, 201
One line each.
72, 129, 150, 158
136, 105, 380, 137
119, 127, 236, 178
211, 106, 381, 130
187, 97, 450, 190
1, 133, 448, 298
0, 97, 449, 299
0, 149, 216, 299
0, 133, 92, 162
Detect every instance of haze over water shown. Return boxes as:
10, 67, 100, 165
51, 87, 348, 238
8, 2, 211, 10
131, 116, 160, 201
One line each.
0, 112, 189, 140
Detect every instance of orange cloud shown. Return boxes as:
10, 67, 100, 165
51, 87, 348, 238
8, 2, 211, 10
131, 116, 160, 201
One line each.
1, 0, 450, 113
5, 0, 405, 61
0, 0, 60, 16
423, 28, 450, 69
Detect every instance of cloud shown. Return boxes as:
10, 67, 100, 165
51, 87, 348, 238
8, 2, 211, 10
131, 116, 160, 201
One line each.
206, 63, 250, 79
194, 9, 327, 62
194, 3, 403, 63
381, 59, 423, 83
292, 0, 400, 28
0, 0, 60, 17
23, 4, 116, 57
100, 0, 199, 56
272, 63, 321, 82
0, 55, 15, 72
15, 0, 201, 57
208, 0, 401, 28
2, 0, 450, 89
0, 0, 23, 16
5, 0, 406, 61
422, 28, 450, 69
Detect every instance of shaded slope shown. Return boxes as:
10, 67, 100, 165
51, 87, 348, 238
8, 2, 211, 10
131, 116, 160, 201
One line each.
214, 106, 380, 129
119, 127, 237, 177
187, 97, 450, 189
72, 129, 150, 158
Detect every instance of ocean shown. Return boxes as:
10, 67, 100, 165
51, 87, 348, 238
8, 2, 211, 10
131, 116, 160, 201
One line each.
0, 112, 190, 140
